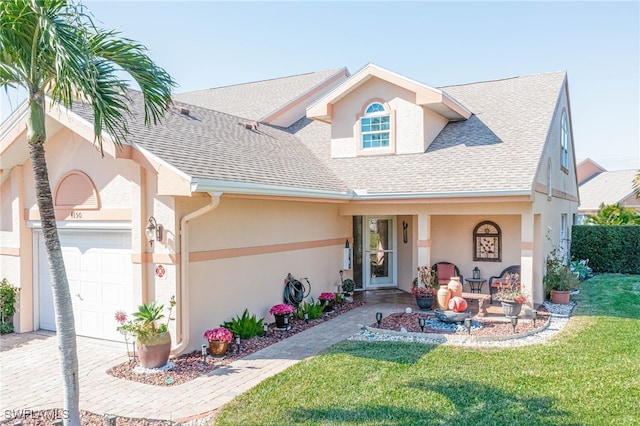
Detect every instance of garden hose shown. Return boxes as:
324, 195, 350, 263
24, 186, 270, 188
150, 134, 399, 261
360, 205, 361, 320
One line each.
283, 273, 311, 307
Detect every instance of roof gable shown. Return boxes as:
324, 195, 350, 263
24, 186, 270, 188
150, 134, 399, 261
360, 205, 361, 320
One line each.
307, 63, 472, 123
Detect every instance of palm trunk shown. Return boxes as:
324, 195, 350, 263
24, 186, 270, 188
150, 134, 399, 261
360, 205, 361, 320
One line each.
28, 94, 81, 426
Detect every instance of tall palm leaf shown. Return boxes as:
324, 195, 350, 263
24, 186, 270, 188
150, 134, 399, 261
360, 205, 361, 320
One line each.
0, 1, 175, 424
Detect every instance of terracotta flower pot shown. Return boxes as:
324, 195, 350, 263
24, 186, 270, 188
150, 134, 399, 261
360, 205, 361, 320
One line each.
136, 331, 171, 369
437, 285, 451, 310
551, 290, 571, 305
447, 277, 463, 298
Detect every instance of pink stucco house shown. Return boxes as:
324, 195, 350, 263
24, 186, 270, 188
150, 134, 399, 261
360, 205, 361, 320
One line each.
0, 64, 579, 353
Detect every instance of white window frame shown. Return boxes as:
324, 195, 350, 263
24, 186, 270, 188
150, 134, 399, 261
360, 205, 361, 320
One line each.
360, 102, 390, 149
561, 111, 569, 170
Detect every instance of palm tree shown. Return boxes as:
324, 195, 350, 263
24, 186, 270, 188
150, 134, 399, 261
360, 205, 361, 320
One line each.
0, 1, 175, 423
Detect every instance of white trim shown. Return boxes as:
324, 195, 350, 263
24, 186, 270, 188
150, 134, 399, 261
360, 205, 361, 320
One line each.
363, 215, 398, 289
27, 221, 132, 230
191, 178, 352, 199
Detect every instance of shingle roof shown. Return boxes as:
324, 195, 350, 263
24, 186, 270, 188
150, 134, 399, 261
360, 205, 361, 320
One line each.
173, 68, 346, 121
72, 93, 349, 193
578, 169, 639, 210
292, 72, 567, 195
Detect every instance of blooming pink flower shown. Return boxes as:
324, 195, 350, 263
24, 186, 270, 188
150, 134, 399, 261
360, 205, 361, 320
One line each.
269, 303, 295, 315
203, 327, 233, 343
318, 292, 336, 302
114, 310, 127, 324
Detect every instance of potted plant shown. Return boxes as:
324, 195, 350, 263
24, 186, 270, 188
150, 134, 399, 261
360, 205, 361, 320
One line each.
543, 243, 579, 305
495, 273, 525, 317
318, 292, 337, 312
115, 296, 175, 368
412, 266, 436, 310
0, 278, 20, 335
341, 278, 355, 296
269, 303, 295, 330
203, 327, 233, 356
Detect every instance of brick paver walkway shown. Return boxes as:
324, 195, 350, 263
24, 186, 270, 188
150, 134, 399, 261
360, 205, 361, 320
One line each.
0, 301, 406, 422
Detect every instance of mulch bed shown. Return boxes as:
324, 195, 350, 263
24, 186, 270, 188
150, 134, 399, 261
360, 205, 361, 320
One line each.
106, 301, 365, 387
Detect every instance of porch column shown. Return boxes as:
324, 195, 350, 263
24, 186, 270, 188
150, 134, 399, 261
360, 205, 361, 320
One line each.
520, 211, 535, 312
416, 211, 431, 267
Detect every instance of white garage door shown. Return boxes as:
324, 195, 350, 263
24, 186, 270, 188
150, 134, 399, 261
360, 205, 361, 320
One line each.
38, 230, 133, 341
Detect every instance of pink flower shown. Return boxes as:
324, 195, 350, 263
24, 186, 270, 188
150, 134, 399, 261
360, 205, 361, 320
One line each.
203, 327, 233, 343
269, 304, 295, 315
318, 292, 336, 302
114, 310, 127, 324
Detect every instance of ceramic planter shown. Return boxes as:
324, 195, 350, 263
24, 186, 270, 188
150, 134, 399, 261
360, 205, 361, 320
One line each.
274, 314, 291, 330
208, 340, 229, 356
501, 300, 523, 317
415, 295, 434, 311
136, 331, 171, 369
437, 285, 451, 310
551, 290, 571, 304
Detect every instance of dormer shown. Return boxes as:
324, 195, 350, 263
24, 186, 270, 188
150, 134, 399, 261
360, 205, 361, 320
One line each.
307, 64, 472, 158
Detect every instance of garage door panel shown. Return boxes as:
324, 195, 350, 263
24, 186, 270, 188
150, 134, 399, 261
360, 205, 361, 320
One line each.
38, 230, 132, 341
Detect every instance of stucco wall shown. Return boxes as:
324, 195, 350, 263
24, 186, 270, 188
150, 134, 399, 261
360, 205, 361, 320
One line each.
181, 196, 351, 352
330, 78, 446, 158
396, 215, 415, 293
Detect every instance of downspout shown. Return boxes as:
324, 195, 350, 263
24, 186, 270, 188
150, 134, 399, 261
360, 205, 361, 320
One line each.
171, 192, 222, 355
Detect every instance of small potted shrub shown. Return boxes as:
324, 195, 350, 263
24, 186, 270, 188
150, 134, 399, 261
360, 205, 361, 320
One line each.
544, 243, 579, 305
341, 278, 355, 296
269, 303, 295, 330
495, 273, 526, 316
115, 296, 175, 368
203, 327, 233, 356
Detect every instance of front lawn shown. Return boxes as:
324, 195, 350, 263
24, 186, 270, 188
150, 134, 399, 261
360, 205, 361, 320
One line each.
213, 274, 640, 425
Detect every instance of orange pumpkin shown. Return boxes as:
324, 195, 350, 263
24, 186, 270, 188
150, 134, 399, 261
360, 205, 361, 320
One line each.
448, 296, 468, 312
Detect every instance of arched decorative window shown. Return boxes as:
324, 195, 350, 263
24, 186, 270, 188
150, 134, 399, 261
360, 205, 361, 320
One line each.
54, 170, 100, 210
473, 221, 501, 262
560, 111, 569, 170
360, 102, 390, 149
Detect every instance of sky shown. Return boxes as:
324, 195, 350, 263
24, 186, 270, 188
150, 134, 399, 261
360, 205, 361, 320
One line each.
1, 1, 639, 171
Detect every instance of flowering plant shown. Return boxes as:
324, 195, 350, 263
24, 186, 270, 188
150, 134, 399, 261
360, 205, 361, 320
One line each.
495, 273, 526, 303
203, 327, 233, 343
318, 292, 336, 302
115, 296, 175, 344
269, 303, 295, 315
417, 266, 437, 289
411, 283, 435, 298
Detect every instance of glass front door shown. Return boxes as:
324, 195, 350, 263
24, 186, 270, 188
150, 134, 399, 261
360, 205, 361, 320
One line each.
364, 216, 396, 288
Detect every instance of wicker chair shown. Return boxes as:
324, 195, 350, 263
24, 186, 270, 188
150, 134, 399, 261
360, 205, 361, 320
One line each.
432, 262, 463, 286
489, 265, 521, 303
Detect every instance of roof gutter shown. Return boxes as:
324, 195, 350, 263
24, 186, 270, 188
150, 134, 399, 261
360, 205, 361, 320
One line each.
191, 178, 352, 200
350, 189, 533, 200
171, 192, 222, 356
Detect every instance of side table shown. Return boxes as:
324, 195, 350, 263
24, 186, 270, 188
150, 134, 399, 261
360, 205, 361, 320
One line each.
465, 278, 486, 294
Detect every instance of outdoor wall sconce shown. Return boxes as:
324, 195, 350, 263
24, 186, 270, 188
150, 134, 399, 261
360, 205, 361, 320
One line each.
418, 317, 425, 332
464, 318, 472, 335
510, 316, 518, 334
376, 312, 383, 327
146, 216, 163, 247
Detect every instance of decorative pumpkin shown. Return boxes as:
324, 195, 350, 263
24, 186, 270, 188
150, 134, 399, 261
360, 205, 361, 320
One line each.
448, 296, 468, 313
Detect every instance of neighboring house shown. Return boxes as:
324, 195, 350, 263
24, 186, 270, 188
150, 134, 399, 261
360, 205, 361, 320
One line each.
575, 158, 640, 223
0, 64, 578, 354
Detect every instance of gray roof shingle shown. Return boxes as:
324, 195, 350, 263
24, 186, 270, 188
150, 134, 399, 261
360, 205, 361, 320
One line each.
173, 68, 346, 121
578, 169, 639, 210
292, 72, 567, 195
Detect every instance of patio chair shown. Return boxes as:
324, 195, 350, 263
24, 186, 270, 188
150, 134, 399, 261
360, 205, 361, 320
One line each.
432, 262, 463, 286
489, 265, 521, 303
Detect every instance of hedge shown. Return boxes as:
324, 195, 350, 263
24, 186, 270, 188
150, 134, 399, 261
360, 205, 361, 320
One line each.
571, 225, 640, 274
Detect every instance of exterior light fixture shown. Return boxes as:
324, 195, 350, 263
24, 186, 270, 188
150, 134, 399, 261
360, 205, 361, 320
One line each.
146, 216, 163, 247
418, 317, 425, 332
376, 312, 383, 326
263, 323, 269, 337
201, 344, 208, 363
510, 316, 518, 334
532, 310, 537, 326
464, 318, 472, 335
236, 336, 241, 353
304, 312, 309, 323
473, 267, 480, 279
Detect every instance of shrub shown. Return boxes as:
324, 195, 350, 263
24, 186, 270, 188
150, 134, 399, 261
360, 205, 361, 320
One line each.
571, 225, 640, 274
0, 278, 20, 334
221, 309, 264, 339
341, 279, 355, 294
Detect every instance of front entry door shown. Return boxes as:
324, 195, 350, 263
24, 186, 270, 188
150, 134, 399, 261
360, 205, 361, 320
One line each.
364, 216, 396, 288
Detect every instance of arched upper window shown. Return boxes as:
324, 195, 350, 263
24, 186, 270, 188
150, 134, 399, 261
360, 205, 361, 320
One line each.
361, 102, 390, 149
473, 221, 502, 262
560, 111, 569, 170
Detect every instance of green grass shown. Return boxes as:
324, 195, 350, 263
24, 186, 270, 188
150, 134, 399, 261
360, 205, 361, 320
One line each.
213, 274, 640, 425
